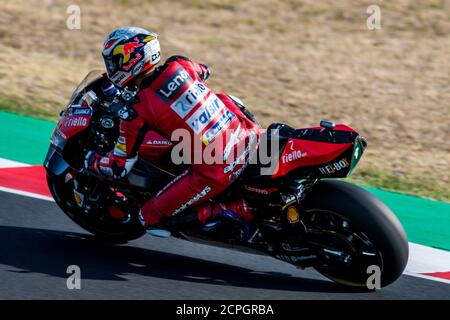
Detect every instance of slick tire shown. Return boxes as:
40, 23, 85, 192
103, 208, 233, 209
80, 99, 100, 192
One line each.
305, 180, 409, 288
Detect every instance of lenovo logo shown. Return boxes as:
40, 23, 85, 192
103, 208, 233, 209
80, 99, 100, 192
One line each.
157, 67, 193, 101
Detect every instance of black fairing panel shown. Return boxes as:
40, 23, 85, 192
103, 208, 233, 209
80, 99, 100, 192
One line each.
44, 146, 70, 176
127, 159, 175, 192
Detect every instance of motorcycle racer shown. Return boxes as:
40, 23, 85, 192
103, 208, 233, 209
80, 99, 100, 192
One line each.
85, 27, 260, 231
44, 26, 409, 286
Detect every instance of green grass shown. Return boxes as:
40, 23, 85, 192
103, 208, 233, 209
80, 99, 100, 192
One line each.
0, 98, 58, 121
347, 167, 449, 203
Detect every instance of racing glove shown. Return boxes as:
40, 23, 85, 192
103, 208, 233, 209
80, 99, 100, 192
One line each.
84, 151, 127, 179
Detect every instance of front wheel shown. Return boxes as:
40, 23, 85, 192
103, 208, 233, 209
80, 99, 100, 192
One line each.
46, 172, 146, 243
303, 180, 409, 288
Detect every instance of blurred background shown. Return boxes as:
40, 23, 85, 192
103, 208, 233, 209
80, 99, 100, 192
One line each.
0, 0, 448, 201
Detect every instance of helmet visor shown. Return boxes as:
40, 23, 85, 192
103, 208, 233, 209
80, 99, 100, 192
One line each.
103, 53, 122, 77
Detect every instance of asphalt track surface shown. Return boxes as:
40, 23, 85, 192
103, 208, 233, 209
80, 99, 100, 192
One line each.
1, 191, 449, 300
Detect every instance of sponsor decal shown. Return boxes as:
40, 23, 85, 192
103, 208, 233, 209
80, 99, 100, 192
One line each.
132, 60, 145, 76
146, 139, 171, 145
64, 116, 88, 127
122, 53, 142, 71
143, 39, 160, 63
201, 110, 236, 145
319, 158, 350, 175
186, 94, 225, 134
155, 170, 189, 198
170, 80, 209, 118
157, 68, 193, 101
281, 140, 307, 164
281, 149, 307, 164
172, 186, 211, 216
282, 150, 307, 164
112, 71, 127, 84
243, 185, 276, 195
72, 108, 92, 115
113, 40, 143, 64
150, 52, 161, 63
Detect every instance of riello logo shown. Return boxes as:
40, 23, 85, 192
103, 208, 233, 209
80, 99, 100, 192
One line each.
65, 116, 87, 127
282, 149, 307, 164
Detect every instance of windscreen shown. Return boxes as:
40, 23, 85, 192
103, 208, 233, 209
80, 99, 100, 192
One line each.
68, 70, 105, 105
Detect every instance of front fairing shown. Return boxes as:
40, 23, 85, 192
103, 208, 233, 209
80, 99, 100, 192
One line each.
44, 144, 70, 176
51, 106, 92, 150
50, 70, 106, 152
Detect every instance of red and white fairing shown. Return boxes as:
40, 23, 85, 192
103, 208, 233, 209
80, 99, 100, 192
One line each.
272, 125, 356, 179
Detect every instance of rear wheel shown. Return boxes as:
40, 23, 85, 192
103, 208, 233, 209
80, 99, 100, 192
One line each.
303, 180, 408, 288
47, 172, 146, 243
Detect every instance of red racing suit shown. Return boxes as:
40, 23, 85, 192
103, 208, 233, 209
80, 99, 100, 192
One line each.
93, 56, 260, 225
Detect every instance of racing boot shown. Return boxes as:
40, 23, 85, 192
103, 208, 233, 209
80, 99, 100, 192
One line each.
138, 207, 200, 238
197, 198, 255, 239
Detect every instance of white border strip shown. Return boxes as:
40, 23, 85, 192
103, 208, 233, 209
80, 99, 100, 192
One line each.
406, 242, 450, 273
0, 158, 53, 202
0, 186, 54, 202
404, 272, 450, 285
404, 242, 450, 284
0, 158, 30, 168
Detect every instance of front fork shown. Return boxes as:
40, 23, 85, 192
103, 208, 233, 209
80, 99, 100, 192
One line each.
70, 171, 138, 223
70, 172, 105, 213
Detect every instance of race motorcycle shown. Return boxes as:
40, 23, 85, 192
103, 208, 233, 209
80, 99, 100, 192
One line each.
44, 70, 409, 288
